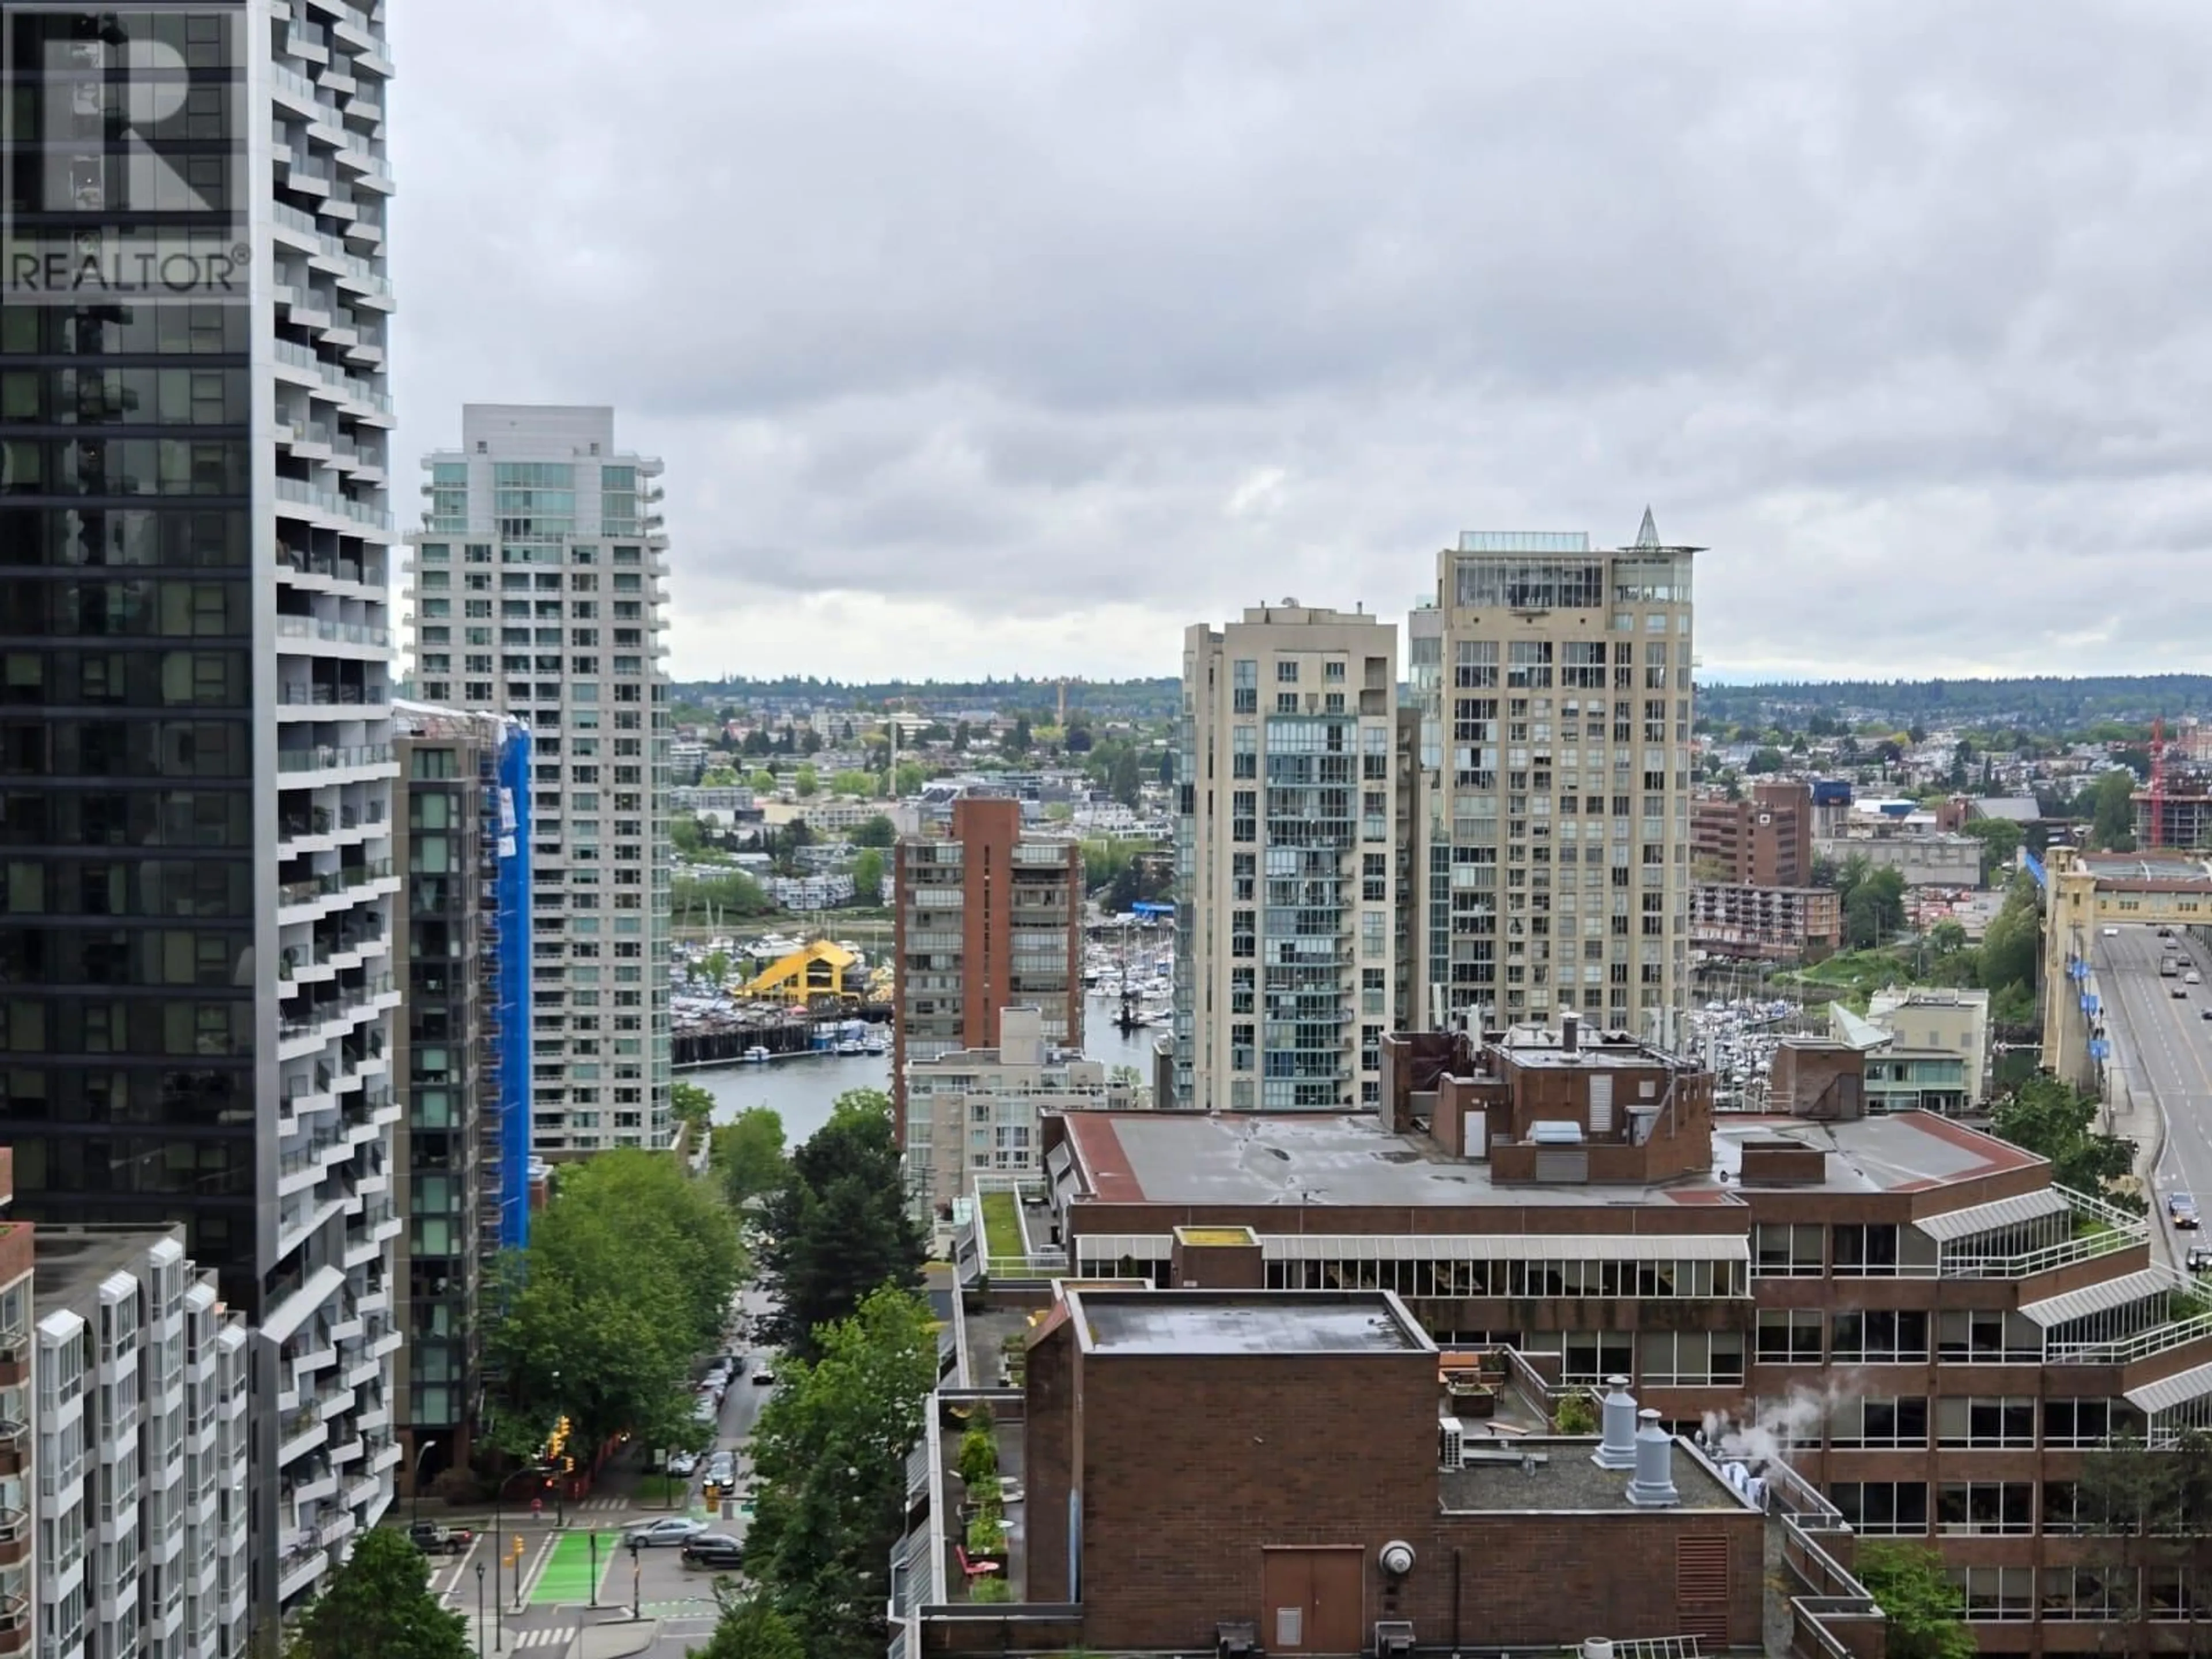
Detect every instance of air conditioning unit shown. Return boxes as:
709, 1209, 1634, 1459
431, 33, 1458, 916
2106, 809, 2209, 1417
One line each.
1438, 1415, 1466, 1471
1214, 1619, 1259, 1657
1376, 1620, 1416, 1657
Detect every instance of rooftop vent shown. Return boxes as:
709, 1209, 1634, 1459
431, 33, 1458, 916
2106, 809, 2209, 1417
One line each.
1593, 1376, 1638, 1471
1625, 1409, 1680, 1508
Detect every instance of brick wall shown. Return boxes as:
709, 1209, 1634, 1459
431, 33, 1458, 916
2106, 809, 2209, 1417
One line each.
1034, 1342, 1764, 1653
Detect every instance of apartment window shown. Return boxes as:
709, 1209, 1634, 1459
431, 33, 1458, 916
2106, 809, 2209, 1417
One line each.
1828, 1395, 1927, 1449
1937, 1397, 2036, 1449
1362, 966, 1385, 1016
1638, 1329, 1744, 1387
1362, 853, 1387, 902
1831, 1309, 1929, 1363
1830, 1482, 1928, 1537
1561, 1332, 1633, 1381
1937, 1482, 2033, 1535
2042, 1480, 2087, 1535
1952, 1566, 2035, 1622
1230, 1022, 1254, 1073
1832, 1223, 1900, 1277
1232, 659, 1257, 714
1937, 1309, 2033, 1363
2043, 1568, 2128, 1621
1233, 725, 1257, 778
1233, 851, 1255, 903
1275, 692, 1298, 714
1232, 790, 1256, 844
1752, 1222, 1823, 1276
1506, 641, 1552, 688
2043, 1397, 2130, 1448
1454, 641, 1498, 688
1756, 1309, 1823, 1364
1276, 660, 1300, 683
1230, 966, 1255, 1015
1231, 910, 1255, 959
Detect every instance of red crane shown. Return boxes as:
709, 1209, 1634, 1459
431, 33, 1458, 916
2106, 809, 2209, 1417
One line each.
2150, 715, 2167, 850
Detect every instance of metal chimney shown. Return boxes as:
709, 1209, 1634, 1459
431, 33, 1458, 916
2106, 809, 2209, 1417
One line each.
1593, 1376, 1637, 1470
1562, 1012, 1579, 1055
1626, 1409, 1680, 1508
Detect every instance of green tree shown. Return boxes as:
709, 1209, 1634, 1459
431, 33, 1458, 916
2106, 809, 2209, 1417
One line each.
952, 720, 971, 752
672, 1080, 717, 1135
1745, 746, 1786, 774
1108, 746, 1141, 808
794, 764, 819, 798
748, 768, 777, 793
714, 1107, 788, 1210
758, 1091, 923, 1360
1960, 816, 2024, 881
746, 1287, 938, 1659
486, 1151, 746, 1457
672, 815, 704, 854
2093, 767, 2138, 851
293, 1528, 469, 1659
1854, 1541, 1975, 1659
2075, 1430, 2212, 1647
674, 869, 774, 923
691, 1589, 807, 1659
1987, 1075, 2141, 1209
830, 769, 874, 798
700, 765, 741, 787
850, 847, 884, 905
893, 759, 924, 797
1843, 866, 1906, 949
1978, 876, 2040, 999
1005, 715, 1032, 757
850, 815, 896, 849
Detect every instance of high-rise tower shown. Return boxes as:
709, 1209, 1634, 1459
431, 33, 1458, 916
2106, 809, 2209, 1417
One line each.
1173, 605, 1400, 1112
0, 0, 402, 1621
406, 406, 673, 1153
1427, 514, 1698, 1046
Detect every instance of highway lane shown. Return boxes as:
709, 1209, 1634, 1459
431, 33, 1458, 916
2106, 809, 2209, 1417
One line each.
2096, 923, 2212, 1263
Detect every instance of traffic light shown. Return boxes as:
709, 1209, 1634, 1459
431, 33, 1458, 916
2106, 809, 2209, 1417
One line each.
512, 1535, 524, 1563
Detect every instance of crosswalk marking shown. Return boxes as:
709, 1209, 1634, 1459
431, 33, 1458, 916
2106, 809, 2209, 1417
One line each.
464, 1621, 569, 1650
575, 1497, 625, 1512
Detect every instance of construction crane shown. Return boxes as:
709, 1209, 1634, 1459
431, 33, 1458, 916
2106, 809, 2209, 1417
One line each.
2150, 715, 2168, 850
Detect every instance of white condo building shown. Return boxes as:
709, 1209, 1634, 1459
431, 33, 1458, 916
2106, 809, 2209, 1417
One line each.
406, 406, 675, 1152
35, 1229, 251, 1659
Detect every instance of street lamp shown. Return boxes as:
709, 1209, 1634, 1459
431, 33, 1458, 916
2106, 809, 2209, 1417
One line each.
473, 1561, 486, 1659
411, 1437, 440, 1528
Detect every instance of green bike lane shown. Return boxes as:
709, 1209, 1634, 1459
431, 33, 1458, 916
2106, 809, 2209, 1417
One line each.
529, 1531, 625, 1606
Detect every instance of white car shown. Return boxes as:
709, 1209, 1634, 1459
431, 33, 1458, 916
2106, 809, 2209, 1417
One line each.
751, 1365, 777, 1387
623, 1517, 709, 1548
667, 1449, 699, 1477
2103, 926, 2120, 937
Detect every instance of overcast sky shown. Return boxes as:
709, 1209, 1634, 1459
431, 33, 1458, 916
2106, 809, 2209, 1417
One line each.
387, 1, 2212, 686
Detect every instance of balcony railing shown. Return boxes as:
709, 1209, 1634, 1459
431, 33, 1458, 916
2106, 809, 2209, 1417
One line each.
276, 741, 394, 774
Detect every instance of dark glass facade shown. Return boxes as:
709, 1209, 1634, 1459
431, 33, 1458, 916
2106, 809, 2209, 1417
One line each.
0, 5, 256, 1308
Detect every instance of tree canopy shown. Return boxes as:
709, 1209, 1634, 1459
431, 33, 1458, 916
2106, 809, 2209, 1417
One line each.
744, 1287, 938, 1659
714, 1106, 789, 1209
850, 815, 896, 849
1987, 1075, 2141, 1210
291, 1528, 470, 1659
1854, 1542, 1976, 1659
757, 1090, 923, 1361
486, 1150, 747, 1460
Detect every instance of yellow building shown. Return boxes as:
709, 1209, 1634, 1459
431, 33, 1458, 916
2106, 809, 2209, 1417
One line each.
744, 940, 860, 1003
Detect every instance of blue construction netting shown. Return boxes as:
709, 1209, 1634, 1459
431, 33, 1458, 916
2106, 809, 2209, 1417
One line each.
493, 719, 533, 1253
2022, 850, 2047, 889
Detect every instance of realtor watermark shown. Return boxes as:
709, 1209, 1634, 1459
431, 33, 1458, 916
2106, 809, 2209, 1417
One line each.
1, 3, 248, 304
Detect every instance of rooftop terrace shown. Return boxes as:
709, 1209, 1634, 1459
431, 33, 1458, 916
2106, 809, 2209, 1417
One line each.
1712, 1112, 2039, 1194
1440, 1437, 1750, 1514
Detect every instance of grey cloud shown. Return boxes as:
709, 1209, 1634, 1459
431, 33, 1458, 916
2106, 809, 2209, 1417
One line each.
388, 0, 2212, 680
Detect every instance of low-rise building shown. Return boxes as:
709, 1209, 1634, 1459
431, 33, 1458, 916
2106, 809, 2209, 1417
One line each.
904, 1007, 1133, 1225
1814, 832, 1983, 888
1691, 882, 1842, 960
957, 1021, 2212, 1653
34, 1226, 249, 1659
1867, 985, 1992, 1107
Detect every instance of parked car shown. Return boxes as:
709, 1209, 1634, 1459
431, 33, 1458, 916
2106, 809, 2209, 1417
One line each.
693, 1396, 719, 1425
751, 1365, 777, 1387
407, 1523, 474, 1555
667, 1449, 699, 1478
681, 1533, 746, 1570
2170, 1192, 2201, 1230
623, 1517, 709, 1548
2188, 1245, 2212, 1274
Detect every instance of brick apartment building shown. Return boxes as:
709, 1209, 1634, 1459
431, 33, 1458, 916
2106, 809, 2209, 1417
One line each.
892, 798, 1083, 1149
1021, 1286, 1770, 1656
1693, 781, 1815, 887
980, 1022, 2212, 1653
1691, 882, 1843, 961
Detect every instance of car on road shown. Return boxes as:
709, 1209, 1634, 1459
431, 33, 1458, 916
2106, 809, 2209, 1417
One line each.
2198, 1007, 2212, 1022
2161, 927, 2176, 938
2189, 971, 2203, 986
2190, 1246, 2212, 1275
2173, 986, 2190, 999
2104, 926, 2120, 937
407, 1523, 474, 1555
668, 1449, 699, 1478
681, 1533, 746, 1570
751, 1365, 777, 1387
2170, 1193, 2201, 1230
623, 1517, 710, 1548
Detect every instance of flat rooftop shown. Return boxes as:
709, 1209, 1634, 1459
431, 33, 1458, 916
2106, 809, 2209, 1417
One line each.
1441, 1438, 1749, 1513
34, 1226, 180, 1310
1067, 1290, 1432, 1357
1713, 1112, 2039, 1194
1060, 1111, 1727, 1210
